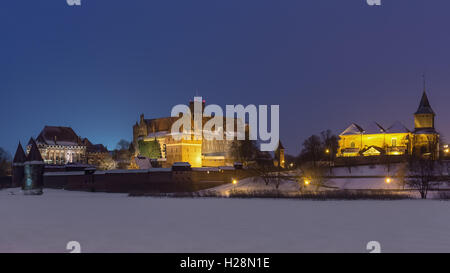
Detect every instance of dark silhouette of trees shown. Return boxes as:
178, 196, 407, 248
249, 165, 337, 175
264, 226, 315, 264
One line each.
298, 130, 338, 167
406, 156, 440, 199
113, 140, 133, 169
0, 147, 11, 176
406, 138, 442, 199
230, 139, 259, 165
116, 139, 131, 151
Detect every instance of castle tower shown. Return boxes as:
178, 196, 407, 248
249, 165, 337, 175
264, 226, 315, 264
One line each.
23, 138, 44, 195
412, 89, 439, 159
275, 141, 285, 168
414, 91, 435, 130
12, 142, 26, 188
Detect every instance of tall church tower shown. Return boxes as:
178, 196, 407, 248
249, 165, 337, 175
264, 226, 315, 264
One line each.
412, 86, 439, 159
414, 91, 435, 131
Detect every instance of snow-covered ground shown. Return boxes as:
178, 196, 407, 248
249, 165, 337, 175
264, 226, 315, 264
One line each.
1, 188, 450, 253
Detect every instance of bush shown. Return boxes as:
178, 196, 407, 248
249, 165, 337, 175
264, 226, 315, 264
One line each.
138, 140, 161, 159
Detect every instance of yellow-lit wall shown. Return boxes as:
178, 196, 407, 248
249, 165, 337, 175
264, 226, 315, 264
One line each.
412, 133, 439, 158
165, 137, 202, 167
202, 156, 225, 167
338, 133, 411, 157
414, 114, 434, 129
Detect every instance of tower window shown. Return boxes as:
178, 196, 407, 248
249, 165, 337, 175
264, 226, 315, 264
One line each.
350, 142, 355, 148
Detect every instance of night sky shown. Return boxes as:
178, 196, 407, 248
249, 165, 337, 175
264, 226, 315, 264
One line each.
1, 0, 450, 156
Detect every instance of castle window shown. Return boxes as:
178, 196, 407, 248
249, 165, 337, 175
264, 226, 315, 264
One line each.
350, 142, 355, 148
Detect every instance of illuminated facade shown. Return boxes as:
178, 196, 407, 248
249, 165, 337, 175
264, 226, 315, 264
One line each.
27, 126, 110, 166
337, 91, 439, 158
133, 99, 244, 167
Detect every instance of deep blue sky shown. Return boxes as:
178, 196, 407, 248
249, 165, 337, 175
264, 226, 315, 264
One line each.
2, 0, 450, 156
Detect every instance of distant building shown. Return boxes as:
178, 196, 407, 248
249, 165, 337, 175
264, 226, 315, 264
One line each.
27, 126, 111, 167
274, 141, 285, 168
337, 91, 439, 159
133, 98, 247, 167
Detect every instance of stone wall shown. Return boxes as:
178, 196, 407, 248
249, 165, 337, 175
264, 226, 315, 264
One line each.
43, 168, 246, 194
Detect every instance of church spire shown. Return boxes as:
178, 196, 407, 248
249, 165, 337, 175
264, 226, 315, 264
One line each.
26, 138, 44, 162
415, 90, 435, 115
13, 142, 26, 163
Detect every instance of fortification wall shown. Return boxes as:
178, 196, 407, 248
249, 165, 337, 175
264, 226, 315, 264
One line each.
43, 168, 246, 194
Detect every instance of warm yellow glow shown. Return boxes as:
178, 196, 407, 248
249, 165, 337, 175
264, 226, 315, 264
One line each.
445, 149, 449, 153
385, 177, 391, 184
325, 149, 330, 154
232, 179, 238, 185
289, 163, 294, 167
304, 179, 310, 185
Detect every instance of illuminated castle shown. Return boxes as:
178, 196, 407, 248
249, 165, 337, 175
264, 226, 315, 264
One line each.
337, 90, 439, 159
133, 98, 246, 167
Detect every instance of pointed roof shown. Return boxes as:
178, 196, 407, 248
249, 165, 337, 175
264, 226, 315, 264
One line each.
363, 122, 385, 134
35, 126, 82, 146
26, 138, 44, 162
386, 121, 410, 133
13, 142, 26, 163
277, 141, 285, 150
415, 91, 435, 115
340, 123, 364, 136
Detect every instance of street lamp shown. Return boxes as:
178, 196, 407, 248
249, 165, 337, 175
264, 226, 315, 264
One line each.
385, 177, 391, 184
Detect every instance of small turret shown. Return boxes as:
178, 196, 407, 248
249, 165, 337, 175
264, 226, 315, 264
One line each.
23, 138, 44, 195
275, 141, 285, 168
12, 142, 26, 187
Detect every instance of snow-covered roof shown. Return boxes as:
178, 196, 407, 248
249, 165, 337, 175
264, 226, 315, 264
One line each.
340, 123, 364, 136
146, 131, 169, 138
386, 121, 410, 133
363, 122, 385, 134
35, 126, 83, 146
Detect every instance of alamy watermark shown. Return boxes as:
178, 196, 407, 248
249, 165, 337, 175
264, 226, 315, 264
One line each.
170, 97, 279, 152
367, 0, 381, 6
67, 0, 81, 6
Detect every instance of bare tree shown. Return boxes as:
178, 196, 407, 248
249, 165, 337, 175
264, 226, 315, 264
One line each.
406, 156, 439, 199
245, 160, 295, 190
299, 135, 322, 168
116, 139, 131, 151
299, 163, 330, 191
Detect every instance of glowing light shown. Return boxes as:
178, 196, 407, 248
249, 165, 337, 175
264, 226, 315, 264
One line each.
232, 179, 238, 185
304, 179, 310, 185
385, 177, 391, 184
289, 163, 294, 167
325, 149, 330, 154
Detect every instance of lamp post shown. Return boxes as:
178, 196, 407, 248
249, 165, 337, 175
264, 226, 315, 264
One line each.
325, 148, 332, 174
